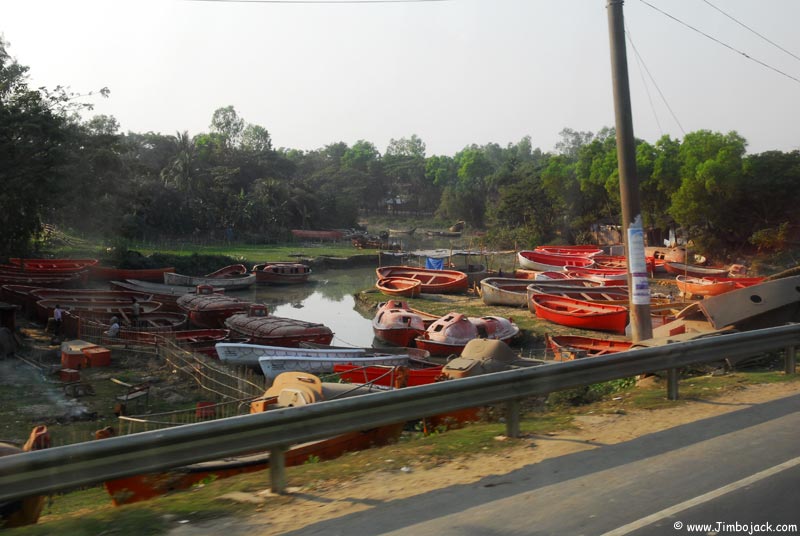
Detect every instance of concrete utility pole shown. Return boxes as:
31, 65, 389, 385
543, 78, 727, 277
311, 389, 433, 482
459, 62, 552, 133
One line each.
606, 0, 653, 342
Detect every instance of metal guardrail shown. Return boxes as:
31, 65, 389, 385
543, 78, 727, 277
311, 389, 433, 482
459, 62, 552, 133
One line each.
1, 324, 798, 502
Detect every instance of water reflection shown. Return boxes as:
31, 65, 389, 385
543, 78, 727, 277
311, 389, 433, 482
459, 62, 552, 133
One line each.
228, 267, 378, 347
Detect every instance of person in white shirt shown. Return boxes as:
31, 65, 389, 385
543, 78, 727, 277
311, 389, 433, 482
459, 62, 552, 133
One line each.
53, 304, 63, 337
105, 317, 120, 338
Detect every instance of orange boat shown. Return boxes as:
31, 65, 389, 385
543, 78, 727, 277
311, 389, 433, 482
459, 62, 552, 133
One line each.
376, 266, 468, 294
103, 372, 403, 506
517, 250, 595, 271
546, 334, 633, 360
530, 294, 629, 334
675, 275, 737, 298
375, 277, 422, 298
0, 426, 50, 528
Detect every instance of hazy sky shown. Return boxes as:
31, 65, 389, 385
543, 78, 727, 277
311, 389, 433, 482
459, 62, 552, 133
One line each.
3, 0, 799, 156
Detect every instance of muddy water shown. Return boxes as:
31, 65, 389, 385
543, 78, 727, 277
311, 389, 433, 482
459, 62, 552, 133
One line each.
228, 266, 379, 347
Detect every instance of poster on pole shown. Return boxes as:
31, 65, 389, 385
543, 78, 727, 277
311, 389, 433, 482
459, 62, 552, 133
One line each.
627, 225, 651, 305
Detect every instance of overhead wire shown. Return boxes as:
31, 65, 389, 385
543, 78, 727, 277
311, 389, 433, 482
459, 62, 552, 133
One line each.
625, 25, 686, 136
626, 25, 664, 137
637, 0, 800, 85
700, 0, 800, 64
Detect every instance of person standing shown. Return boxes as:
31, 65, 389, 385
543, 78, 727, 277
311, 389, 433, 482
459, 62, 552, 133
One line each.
53, 304, 63, 338
131, 298, 140, 328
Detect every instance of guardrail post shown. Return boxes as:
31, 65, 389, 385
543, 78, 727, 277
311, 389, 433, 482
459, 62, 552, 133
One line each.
785, 346, 796, 375
666, 369, 679, 401
506, 399, 520, 438
270, 446, 287, 494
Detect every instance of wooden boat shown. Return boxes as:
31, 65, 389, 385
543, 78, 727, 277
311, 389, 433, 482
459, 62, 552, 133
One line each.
534, 245, 603, 257
126, 329, 231, 356
7, 258, 98, 272
252, 262, 311, 285
700, 275, 766, 288
103, 372, 404, 506
259, 353, 412, 380
517, 250, 595, 272
530, 294, 629, 334
565, 270, 628, 287
64, 311, 189, 339
590, 254, 627, 268
215, 342, 420, 369
376, 277, 422, 298
479, 277, 530, 307
388, 227, 416, 236
110, 279, 224, 312
176, 285, 250, 328
675, 275, 737, 298
567, 265, 628, 281
224, 304, 333, 347
35, 298, 161, 325
664, 261, 730, 278
290, 229, 345, 241
375, 266, 468, 294
205, 264, 249, 278
449, 263, 491, 286
546, 334, 633, 360
415, 313, 520, 357
0, 269, 84, 287
165, 268, 255, 290
526, 286, 630, 313
372, 300, 440, 347
698, 275, 800, 331
449, 220, 466, 233
87, 265, 175, 282
333, 362, 443, 388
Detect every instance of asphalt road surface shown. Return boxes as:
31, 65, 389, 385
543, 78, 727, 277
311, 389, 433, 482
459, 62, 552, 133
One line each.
284, 392, 800, 536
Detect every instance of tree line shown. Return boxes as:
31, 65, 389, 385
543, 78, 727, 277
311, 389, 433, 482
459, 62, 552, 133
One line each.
2, 38, 799, 258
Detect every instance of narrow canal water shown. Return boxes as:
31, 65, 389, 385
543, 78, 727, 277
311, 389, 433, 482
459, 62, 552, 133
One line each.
228, 266, 379, 347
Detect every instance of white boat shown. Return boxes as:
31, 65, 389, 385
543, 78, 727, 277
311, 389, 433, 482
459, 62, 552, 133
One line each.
164, 270, 256, 290
215, 342, 369, 369
258, 354, 410, 380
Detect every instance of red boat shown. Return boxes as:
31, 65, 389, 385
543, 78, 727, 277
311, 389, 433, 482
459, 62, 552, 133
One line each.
103, 372, 402, 506
375, 277, 422, 298
333, 363, 443, 387
415, 313, 520, 356
545, 334, 632, 360
530, 294, 629, 334
8, 258, 98, 272
224, 304, 333, 347
0, 269, 85, 287
176, 285, 250, 329
375, 266, 468, 294
252, 262, 312, 285
372, 300, 440, 347
88, 265, 176, 282
526, 285, 630, 312
517, 250, 595, 271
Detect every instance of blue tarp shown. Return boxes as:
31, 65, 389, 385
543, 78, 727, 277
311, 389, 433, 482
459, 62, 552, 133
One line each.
425, 257, 445, 270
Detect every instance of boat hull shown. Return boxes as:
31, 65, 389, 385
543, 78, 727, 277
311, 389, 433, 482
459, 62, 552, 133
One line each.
376, 266, 468, 294
531, 295, 629, 334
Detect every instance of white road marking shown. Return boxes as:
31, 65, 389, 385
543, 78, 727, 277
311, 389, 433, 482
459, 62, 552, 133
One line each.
599, 455, 800, 536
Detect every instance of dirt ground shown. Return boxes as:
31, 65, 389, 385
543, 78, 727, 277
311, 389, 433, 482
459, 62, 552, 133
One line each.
169, 380, 800, 535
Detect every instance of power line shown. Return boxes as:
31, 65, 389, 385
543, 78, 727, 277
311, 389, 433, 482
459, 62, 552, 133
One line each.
625, 26, 686, 136
626, 27, 663, 137
637, 0, 800, 85
701, 0, 800, 64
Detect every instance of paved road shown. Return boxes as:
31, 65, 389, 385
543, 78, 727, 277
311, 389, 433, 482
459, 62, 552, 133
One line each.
284, 392, 800, 536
